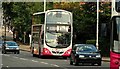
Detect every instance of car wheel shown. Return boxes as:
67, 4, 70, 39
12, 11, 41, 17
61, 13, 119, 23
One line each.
14, 52, 16, 54
2, 50, 4, 54
70, 60, 73, 65
2, 50, 6, 54
4, 51, 6, 54
74, 59, 78, 66
98, 62, 101, 66
17, 51, 20, 54
33, 54, 36, 57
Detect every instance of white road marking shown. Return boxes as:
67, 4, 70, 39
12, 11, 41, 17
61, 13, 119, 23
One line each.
31, 60, 38, 63
6, 66, 9, 68
19, 58, 28, 60
50, 64, 60, 67
15, 55, 19, 56
40, 62, 48, 64
53, 65, 60, 67
13, 57, 19, 58
4, 54, 10, 57
64, 60, 67, 61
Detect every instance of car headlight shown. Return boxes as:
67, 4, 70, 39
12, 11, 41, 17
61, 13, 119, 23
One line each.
16, 48, 19, 50
6, 48, 9, 49
79, 55, 84, 58
96, 55, 101, 57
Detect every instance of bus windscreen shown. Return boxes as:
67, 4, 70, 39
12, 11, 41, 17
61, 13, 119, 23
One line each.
113, 17, 120, 53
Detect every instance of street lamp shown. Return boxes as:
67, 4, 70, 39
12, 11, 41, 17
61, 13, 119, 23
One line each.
96, 0, 99, 50
3, 16, 6, 46
44, 0, 46, 12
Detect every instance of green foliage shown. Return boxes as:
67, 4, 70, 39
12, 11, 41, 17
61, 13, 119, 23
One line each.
2, 2, 111, 50
2, 2, 46, 43
99, 37, 110, 57
86, 40, 96, 45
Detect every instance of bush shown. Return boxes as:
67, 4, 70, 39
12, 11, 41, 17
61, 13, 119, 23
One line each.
86, 40, 96, 45
99, 38, 110, 57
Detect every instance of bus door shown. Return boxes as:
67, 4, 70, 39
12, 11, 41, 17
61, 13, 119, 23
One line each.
31, 25, 42, 55
38, 25, 44, 56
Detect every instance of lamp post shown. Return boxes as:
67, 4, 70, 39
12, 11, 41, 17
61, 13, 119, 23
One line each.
96, 0, 99, 50
44, 0, 46, 12
3, 16, 6, 46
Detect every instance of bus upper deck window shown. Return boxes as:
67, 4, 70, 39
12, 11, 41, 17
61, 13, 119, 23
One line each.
56, 12, 62, 18
115, 0, 120, 12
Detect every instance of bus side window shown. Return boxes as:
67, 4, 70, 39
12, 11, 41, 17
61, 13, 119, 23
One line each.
41, 33, 44, 44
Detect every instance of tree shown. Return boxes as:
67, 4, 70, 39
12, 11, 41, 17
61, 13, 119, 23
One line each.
2, 2, 13, 30
53, 2, 97, 43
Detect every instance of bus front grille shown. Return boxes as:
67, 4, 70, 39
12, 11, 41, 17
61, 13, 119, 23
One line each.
52, 51, 63, 54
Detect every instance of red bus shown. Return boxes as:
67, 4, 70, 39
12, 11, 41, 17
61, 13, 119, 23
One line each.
110, 0, 120, 69
31, 9, 73, 58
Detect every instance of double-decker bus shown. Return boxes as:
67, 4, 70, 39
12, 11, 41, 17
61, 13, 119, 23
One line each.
31, 9, 73, 58
110, 0, 120, 69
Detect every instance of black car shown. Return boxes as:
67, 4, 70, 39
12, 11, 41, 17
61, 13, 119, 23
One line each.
70, 44, 101, 66
2, 41, 20, 54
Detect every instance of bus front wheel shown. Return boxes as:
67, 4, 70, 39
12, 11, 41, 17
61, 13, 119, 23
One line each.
33, 54, 36, 57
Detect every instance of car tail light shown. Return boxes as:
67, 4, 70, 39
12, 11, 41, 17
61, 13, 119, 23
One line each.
62, 49, 71, 57
42, 48, 52, 55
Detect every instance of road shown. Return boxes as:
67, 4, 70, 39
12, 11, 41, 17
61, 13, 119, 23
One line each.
1, 50, 110, 69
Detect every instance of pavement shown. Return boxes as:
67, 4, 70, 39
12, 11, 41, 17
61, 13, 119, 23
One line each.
19, 43, 31, 52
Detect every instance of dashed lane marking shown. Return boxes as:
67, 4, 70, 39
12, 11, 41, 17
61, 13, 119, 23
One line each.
40, 62, 48, 65
53, 64, 60, 67
16, 55, 19, 56
4, 54, 10, 57
19, 58, 28, 60
31, 60, 38, 63
64, 60, 67, 61
13, 57, 19, 58
50, 64, 60, 67
6, 66, 9, 68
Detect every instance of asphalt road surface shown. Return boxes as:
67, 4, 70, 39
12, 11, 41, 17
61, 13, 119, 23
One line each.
1, 50, 110, 69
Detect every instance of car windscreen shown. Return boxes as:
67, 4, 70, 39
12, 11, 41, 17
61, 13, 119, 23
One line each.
0, 41, 3, 46
0, 41, 3, 44
6, 42, 18, 46
76, 45, 98, 53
